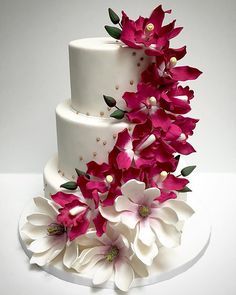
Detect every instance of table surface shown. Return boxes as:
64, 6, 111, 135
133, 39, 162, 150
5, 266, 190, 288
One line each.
0, 173, 235, 295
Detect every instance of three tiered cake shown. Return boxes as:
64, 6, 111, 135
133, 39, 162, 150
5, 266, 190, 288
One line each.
19, 5, 209, 292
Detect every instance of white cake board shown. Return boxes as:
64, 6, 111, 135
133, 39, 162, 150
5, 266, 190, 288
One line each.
18, 199, 211, 290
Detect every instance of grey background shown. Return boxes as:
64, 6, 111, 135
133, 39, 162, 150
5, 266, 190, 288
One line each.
0, 0, 235, 173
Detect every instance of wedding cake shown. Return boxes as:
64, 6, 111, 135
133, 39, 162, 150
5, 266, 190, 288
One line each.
19, 5, 207, 292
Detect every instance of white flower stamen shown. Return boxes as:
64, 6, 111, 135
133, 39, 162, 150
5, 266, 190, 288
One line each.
159, 171, 168, 182
146, 23, 154, 31
105, 175, 114, 184
69, 206, 85, 216
148, 96, 157, 106
138, 134, 156, 151
169, 57, 177, 68
178, 133, 186, 141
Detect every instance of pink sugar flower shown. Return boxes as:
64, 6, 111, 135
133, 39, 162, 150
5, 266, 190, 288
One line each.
51, 192, 107, 240
120, 5, 182, 50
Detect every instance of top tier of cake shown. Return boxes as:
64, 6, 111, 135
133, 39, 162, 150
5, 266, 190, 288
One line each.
69, 37, 152, 117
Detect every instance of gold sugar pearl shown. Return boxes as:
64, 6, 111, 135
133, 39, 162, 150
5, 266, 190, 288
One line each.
140, 57, 144, 61
45, 183, 48, 187
113, 134, 117, 139
86, 112, 90, 116
103, 141, 107, 146
76, 111, 79, 115
128, 126, 132, 131
62, 172, 65, 177
132, 52, 136, 56
96, 137, 101, 142
137, 62, 141, 67
115, 85, 119, 90
58, 170, 61, 174
130, 80, 134, 85
100, 111, 104, 116
93, 152, 97, 157
79, 156, 83, 161
107, 107, 111, 111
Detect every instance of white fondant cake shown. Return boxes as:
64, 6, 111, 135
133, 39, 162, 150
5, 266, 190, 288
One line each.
69, 37, 152, 117
19, 5, 207, 292
56, 99, 131, 180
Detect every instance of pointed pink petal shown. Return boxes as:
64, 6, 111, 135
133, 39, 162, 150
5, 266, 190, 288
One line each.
51, 192, 78, 207
93, 212, 107, 237
170, 66, 202, 81
117, 150, 133, 169
162, 174, 189, 190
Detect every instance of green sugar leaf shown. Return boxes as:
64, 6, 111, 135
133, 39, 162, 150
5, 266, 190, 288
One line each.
60, 181, 78, 190
181, 165, 196, 177
103, 95, 117, 107
104, 25, 122, 40
108, 8, 120, 24
110, 109, 125, 119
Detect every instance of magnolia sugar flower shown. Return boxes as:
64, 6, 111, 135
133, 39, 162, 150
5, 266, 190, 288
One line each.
21, 196, 78, 268
100, 179, 194, 266
72, 226, 141, 292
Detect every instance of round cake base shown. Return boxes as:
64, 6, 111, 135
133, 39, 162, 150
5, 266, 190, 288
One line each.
19, 199, 211, 289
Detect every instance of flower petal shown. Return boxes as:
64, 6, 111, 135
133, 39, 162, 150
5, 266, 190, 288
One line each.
73, 254, 104, 273
121, 179, 145, 204
150, 207, 178, 225
162, 174, 189, 190
132, 227, 158, 265
138, 219, 155, 246
117, 150, 133, 169
99, 206, 121, 223
114, 259, 134, 292
21, 222, 47, 239
30, 235, 66, 266
27, 213, 53, 226
63, 240, 79, 268
150, 219, 180, 248
77, 246, 109, 266
115, 196, 139, 213
93, 260, 114, 285
170, 66, 202, 81
33, 197, 58, 219
162, 199, 194, 221
143, 187, 160, 205
28, 235, 59, 253
131, 255, 149, 277
121, 211, 139, 229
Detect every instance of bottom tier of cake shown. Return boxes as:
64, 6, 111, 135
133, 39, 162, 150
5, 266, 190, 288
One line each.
19, 198, 211, 289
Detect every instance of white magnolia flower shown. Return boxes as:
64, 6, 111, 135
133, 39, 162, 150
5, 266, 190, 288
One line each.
21, 196, 78, 268
73, 226, 137, 292
100, 179, 194, 266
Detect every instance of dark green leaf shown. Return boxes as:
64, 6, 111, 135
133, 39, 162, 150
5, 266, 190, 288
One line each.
181, 165, 196, 177
103, 95, 117, 107
110, 109, 125, 119
178, 186, 192, 193
60, 181, 78, 190
175, 155, 180, 161
108, 8, 120, 24
104, 25, 122, 40
75, 168, 90, 179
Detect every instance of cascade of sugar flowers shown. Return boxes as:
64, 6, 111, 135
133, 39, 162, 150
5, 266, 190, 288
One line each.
22, 5, 201, 291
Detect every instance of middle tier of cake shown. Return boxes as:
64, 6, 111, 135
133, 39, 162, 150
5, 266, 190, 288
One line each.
56, 100, 131, 180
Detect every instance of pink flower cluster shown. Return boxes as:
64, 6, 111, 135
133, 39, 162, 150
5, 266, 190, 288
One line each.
52, 5, 201, 241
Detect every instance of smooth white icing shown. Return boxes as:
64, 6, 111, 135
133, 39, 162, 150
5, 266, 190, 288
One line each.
69, 37, 153, 117
56, 100, 131, 180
